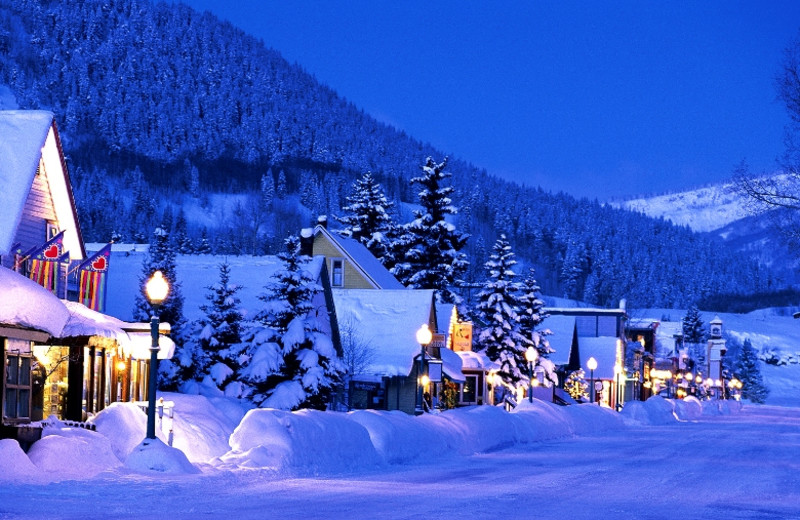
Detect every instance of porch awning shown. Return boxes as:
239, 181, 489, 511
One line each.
440, 347, 465, 383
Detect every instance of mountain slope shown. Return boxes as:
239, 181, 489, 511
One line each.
0, 0, 789, 309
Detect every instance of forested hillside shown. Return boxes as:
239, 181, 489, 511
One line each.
0, 0, 788, 309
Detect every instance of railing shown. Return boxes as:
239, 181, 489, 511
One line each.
133, 398, 175, 446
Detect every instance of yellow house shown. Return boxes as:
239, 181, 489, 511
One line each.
310, 220, 405, 290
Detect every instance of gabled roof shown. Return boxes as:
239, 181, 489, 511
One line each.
0, 110, 84, 259
313, 225, 405, 290
578, 336, 620, 379
333, 288, 434, 377
543, 315, 576, 366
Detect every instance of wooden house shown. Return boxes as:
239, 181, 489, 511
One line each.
309, 218, 405, 290
0, 111, 171, 441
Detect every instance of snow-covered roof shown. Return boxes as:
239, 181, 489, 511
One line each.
0, 111, 53, 254
543, 315, 576, 365
0, 267, 173, 357
456, 349, 499, 371
91, 248, 327, 322
0, 111, 84, 259
0, 266, 70, 336
314, 226, 405, 290
440, 346, 465, 382
578, 336, 620, 379
333, 288, 434, 377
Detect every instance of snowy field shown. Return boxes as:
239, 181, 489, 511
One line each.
1, 397, 799, 519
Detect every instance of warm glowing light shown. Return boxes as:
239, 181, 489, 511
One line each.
145, 271, 170, 304
714, 379, 722, 387
421, 375, 430, 387
526, 346, 539, 363
116, 360, 126, 372
416, 324, 433, 346
532, 378, 540, 387
705, 378, 713, 387
587, 357, 598, 371
614, 363, 622, 375
695, 375, 703, 384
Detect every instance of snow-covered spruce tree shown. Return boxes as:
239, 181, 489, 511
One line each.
682, 305, 707, 371
335, 172, 398, 266
475, 235, 529, 392
735, 338, 769, 403
564, 369, 589, 402
132, 225, 186, 390
391, 157, 469, 303
184, 261, 245, 395
517, 267, 557, 385
240, 236, 345, 410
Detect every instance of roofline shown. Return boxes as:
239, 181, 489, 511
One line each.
313, 225, 381, 289
546, 307, 627, 317
51, 120, 87, 260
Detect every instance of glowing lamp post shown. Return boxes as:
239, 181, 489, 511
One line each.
145, 270, 169, 440
587, 357, 598, 404
416, 324, 433, 413
525, 346, 538, 403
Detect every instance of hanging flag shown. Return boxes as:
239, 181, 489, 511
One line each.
26, 231, 66, 295
77, 243, 112, 312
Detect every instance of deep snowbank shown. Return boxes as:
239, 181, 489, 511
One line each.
620, 395, 742, 425
0, 393, 748, 483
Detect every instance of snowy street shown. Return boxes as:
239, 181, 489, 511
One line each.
2, 404, 798, 520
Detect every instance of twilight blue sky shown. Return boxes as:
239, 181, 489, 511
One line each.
180, 1, 800, 199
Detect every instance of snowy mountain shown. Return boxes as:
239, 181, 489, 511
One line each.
615, 174, 799, 275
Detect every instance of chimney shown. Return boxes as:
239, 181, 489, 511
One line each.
317, 215, 328, 229
300, 227, 314, 256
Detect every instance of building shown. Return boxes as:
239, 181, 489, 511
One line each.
0, 111, 171, 443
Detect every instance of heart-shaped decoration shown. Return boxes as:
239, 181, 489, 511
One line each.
92, 256, 107, 270
43, 244, 59, 259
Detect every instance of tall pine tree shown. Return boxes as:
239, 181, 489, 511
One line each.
475, 235, 529, 391
735, 338, 769, 403
240, 236, 345, 410
191, 261, 245, 394
335, 172, 398, 265
391, 157, 469, 303
682, 305, 707, 371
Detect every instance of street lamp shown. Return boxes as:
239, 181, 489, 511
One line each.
587, 357, 598, 404
525, 346, 538, 403
416, 324, 433, 413
145, 270, 169, 440
614, 363, 623, 411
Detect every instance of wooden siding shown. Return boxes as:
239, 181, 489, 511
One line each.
1, 165, 53, 269
312, 236, 375, 289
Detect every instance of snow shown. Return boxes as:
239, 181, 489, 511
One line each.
0, 111, 53, 254
5, 393, 800, 518
332, 288, 435, 377
0, 266, 70, 336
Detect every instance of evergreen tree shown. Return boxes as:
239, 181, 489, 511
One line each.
475, 235, 529, 391
240, 236, 344, 410
391, 157, 469, 303
683, 305, 707, 371
192, 261, 245, 393
276, 170, 288, 199
517, 267, 557, 384
261, 169, 275, 208
133, 224, 186, 389
335, 172, 398, 265
735, 338, 769, 403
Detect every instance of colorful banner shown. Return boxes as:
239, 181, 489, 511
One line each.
77, 243, 112, 312
25, 231, 66, 295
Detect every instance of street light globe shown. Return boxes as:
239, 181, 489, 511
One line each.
421, 375, 430, 387
587, 357, 598, 371
525, 346, 538, 363
416, 324, 433, 346
146, 270, 169, 305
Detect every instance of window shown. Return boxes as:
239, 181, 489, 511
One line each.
461, 375, 477, 404
331, 259, 344, 287
4, 350, 32, 422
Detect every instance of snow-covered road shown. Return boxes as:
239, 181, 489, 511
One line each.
2, 405, 798, 520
